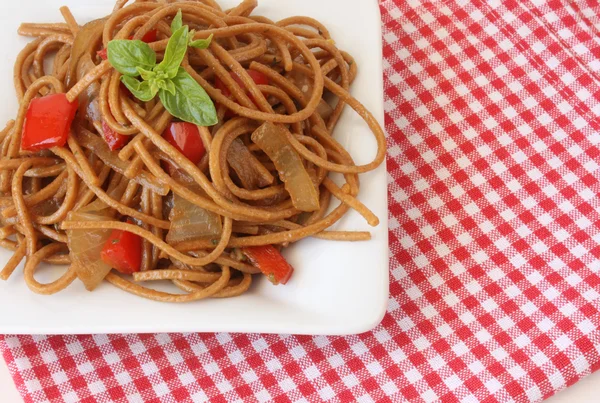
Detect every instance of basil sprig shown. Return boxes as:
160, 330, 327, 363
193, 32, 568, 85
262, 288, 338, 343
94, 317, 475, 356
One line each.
106, 10, 217, 126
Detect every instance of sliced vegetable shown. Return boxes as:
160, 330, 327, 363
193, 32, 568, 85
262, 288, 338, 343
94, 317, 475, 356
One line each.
251, 122, 320, 212
77, 54, 101, 126
66, 210, 113, 291
139, 29, 158, 43
80, 174, 129, 214
67, 18, 106, 87
101, 223, 143, 274
21, 93, 78, 152
66, 179, 130, 290
31, 197, 60, 217
227, 137, 274, 189
166, 191, 222, 244
215, 69, 269, 101
316, 99, 334, 120
166, 171, 222, 244
287, 70, 313, 98
215, 70, 269, 116
161, 121, 205, 175
97, 48, 107, 60
163, 122, 205, 164
242, 245, 294, 285
287, 70, 333, 120
74, 126, 168, 195
101, 120, 130, 151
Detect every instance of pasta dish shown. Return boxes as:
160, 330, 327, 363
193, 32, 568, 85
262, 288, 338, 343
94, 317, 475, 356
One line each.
0, 0, 386, 302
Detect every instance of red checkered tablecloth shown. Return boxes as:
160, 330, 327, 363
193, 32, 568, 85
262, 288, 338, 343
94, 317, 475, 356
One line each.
3, 0, 600, 401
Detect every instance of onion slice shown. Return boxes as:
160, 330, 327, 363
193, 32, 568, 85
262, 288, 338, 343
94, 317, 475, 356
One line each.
166, 192, 223, 245
287, 70, 333, 120
227, 138, 274, 189
74, 127, 169, 196
66, 209, 112, 291
251, 122, 320, 212
166, 172, 222, 245
66, 18, 105, 88
76, 54, 101, 126
66, 177, 128, 290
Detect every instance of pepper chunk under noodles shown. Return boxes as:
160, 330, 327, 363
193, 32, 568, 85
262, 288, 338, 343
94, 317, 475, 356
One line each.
0, 0, 386, 302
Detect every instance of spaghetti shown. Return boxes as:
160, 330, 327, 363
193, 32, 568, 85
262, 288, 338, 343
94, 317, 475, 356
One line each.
0, 0, 386, 302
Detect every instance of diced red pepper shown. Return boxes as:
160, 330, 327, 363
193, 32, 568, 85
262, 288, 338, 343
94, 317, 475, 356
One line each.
139, 29, 158, 43
97, 48, 108, 60
101, 120, 130, 151
214, 69, 269, 117
21, 93, 78, 152
242, 245, 294, 285
100, 222, 142, 274
97, 29, 158, 60
215, 70, 269, 99
162, 122, 205, 174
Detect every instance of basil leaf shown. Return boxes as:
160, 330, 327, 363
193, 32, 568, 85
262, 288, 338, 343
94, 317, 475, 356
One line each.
155, 25, 189, 79
137, 66, 156, 81
107, 40, 156, 77
157, 79, 176, 95
158, 68, 217, 126
190, 34, 213, 49
171, 9, 183, 33
121, 76, 158, 102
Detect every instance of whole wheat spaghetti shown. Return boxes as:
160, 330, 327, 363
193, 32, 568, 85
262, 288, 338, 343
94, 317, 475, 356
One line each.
0, 0, 386, 302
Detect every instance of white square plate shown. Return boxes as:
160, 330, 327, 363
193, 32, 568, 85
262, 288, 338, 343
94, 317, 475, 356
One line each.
0, 0, 388, 335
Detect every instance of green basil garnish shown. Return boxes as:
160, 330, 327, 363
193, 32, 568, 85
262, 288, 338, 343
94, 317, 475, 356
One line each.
159, 67, 217, 126
190, 33, 214, 49
171, 9, 183, 33
120, 76, 157, 102
107, 40, 156, 77
155, 25, 189, 78
106, 9, 217, 127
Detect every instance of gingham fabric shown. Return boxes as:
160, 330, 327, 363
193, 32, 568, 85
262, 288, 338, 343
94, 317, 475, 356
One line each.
3, 0, 600, 401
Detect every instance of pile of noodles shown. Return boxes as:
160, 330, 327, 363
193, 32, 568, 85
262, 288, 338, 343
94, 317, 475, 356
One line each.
0, 0, 386, 302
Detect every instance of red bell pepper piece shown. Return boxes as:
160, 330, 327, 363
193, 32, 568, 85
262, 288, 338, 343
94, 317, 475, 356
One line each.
97, 29, 158, 60
139, 29, 158, 43
101, 120, 130, 151
214, 69, 269, 117
162, 122, 205, 175
215, 70, 269, 99
100, 222, 143, 274
21, 93, 78, 152
242, 245, 294, 285
97, 48, 108, 60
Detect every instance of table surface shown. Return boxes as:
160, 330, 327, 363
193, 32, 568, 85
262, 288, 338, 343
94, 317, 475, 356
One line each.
0, 360, 597, 403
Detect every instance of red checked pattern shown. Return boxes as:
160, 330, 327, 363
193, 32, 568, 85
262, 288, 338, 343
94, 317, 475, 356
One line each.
3, 0, 600, 401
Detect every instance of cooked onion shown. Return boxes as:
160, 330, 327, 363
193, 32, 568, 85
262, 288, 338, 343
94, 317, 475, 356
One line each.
74, 127, 169, 196
227, 138, 274, 189
66, 18, 105, 88
76, 54, 101, 126
166, 192, 223, 245
166, 172, 222, 244
251, 122, 320, 212
66, 209, 112, 291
